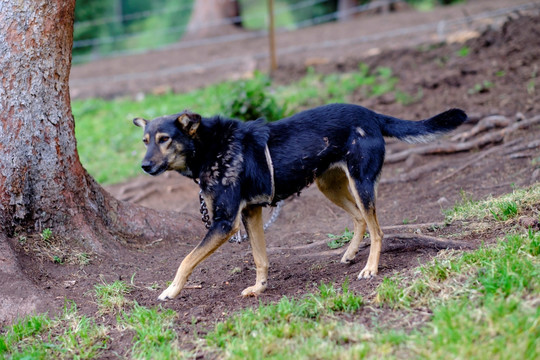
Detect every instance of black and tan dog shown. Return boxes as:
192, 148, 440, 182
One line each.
133, 103, 467, 300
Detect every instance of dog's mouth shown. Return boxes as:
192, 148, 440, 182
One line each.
142, 162, 167, 176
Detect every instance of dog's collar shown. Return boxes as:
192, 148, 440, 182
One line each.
264, 144, 275, 203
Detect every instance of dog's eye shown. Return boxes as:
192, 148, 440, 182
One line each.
158, 136, 170, 144
142, 137, 148, 145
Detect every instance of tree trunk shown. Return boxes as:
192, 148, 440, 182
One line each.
185, 0, 242, 38
0, 0, 202, 322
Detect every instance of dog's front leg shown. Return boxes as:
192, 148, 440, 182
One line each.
241, 206, 268, 297
158, 220, 239, 301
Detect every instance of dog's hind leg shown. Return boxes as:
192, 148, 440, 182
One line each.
344, 137, 385, 279
316, 165, 367, 264
240, 205, 268, 296
345, 170, 384, 279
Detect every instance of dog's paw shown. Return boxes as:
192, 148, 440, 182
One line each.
340, 253, 355, 264
357, 267, 377, 280
241, 283, 267, 297
158, 285, 181, 301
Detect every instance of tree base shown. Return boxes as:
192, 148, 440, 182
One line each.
0, 235, 56, 325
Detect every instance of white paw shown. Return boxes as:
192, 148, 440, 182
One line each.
157, 285, 181, 301
341, 252, 355, 264
357, 267, 377, 280
241, 283, 267, 297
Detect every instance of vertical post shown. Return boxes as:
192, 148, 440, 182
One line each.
267, 0, 277, 72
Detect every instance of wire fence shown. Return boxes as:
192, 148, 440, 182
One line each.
72, 0, 403, 62
70, 1, 539, 87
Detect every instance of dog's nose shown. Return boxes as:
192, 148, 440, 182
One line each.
141, 162, 152, 173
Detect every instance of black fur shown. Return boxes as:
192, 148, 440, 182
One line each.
140, 104, 466, 213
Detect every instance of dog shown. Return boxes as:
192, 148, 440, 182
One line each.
133, 103, 467, 300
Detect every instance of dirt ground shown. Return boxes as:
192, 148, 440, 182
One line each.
5, 2, 540, 357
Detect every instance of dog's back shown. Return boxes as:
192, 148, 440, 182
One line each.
267, 103, 467, 202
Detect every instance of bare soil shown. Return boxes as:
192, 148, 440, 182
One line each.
4, 2, 540, 357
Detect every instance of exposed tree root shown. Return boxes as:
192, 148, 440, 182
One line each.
296, 233, 470, 258
451, 115, 512, 142
435, 138, 521, 183
380, 233, 471, 253
295, 233, 469, 262
385, 114, 540, 164
381, 161, 443, 184
267, 222, 447, 254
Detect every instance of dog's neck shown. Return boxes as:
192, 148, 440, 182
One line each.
183, 116, 239, 181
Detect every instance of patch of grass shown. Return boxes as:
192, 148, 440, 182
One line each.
119, 302, 182, 359
375, 227, 539, 359
490, 200, 519, 221
17, 229, 92, 266
444, 183, 540, 223
220, 71, 286, 122
239, 0, 296, 30
76, 252, 92, 265
395, 88, 423, 106
276, 63, 398, 110
376, 227, 540, 307
4, 187, 539, 359
327, 227, 354, 249
467, 80, 494, 94
94, 280, 132, 314
206, 282, 364, 359
456, 45, 470, 57
41, 228, 53, 241
0, 302, 108, 359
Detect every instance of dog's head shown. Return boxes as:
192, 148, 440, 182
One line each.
133, 111, 201, 176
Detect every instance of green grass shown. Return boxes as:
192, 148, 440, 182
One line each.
119, 303, 183, 359
72, 63, 403, 184
205, 281, 364, 359
444, 183, 540, 223
327, 227, 354, 249
375, 228, 539, 359
456, 45, 470, 57
2, 187, 538, 357
240, 0, 296, 30
93, 280, 132, 314
0, 303, 108, 359
467, 80, 494, 95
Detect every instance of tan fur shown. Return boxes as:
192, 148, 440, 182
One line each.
158, 204, 242, 301
316, 163, 384, 279
241, 206, 268, 296
177, 114, 200, 136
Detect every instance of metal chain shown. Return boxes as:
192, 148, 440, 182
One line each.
198, 189, 283, 243
229, 200, 284, 243
198, 190, 211, 229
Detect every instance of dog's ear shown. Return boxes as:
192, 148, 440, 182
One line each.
133, 117, 148, 128
177, 112, 201, 136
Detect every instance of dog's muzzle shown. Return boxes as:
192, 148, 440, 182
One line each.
141, 161, 166, 176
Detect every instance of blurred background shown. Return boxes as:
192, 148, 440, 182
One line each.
69, 0, 539, 184
72, 0, 448, 63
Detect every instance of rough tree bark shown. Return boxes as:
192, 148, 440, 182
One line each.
0, 0, 200, 323
185, 0, 242, 38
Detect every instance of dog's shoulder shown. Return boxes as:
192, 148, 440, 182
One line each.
198, 116, 273, 204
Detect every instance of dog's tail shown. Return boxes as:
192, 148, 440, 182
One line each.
380, 109, 467, 144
